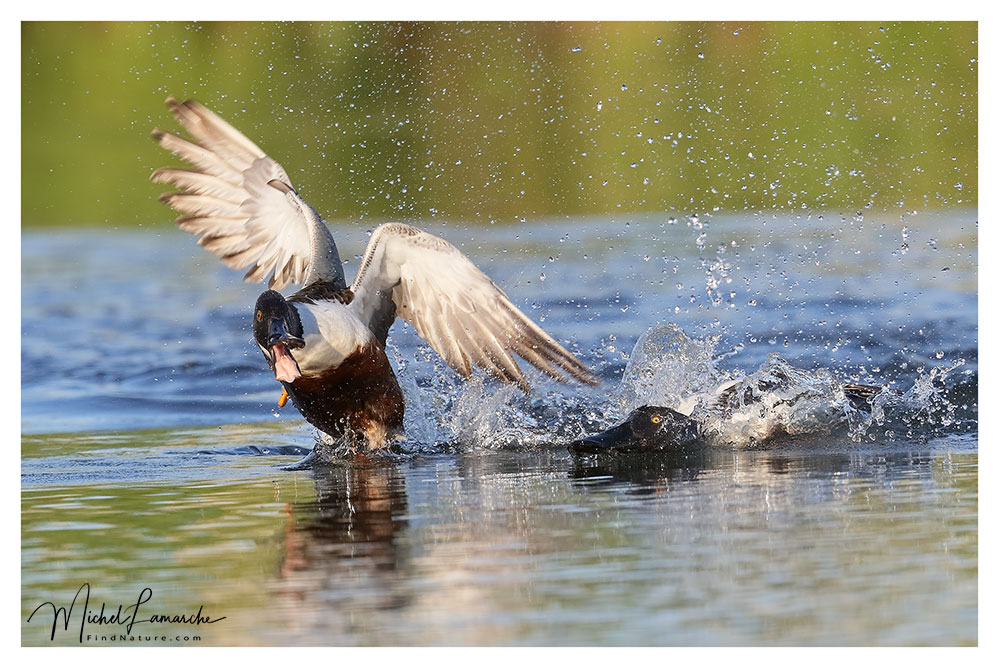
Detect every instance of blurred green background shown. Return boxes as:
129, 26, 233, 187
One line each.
21, 21, 976, 228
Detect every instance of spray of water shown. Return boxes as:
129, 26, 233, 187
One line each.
310, 322, 970, 458
615, 323, 970, 446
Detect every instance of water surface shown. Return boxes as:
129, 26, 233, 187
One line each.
21, 212, 977, 645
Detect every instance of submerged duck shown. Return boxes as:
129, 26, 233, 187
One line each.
569, 406, 701, 455
152, 97, 598, 451
568, 382, 884, 455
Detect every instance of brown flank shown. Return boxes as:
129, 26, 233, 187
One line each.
284, 344, 405, 448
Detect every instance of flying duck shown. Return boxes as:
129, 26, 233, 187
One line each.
151, 97, 598, 452
568, 381, 885, 455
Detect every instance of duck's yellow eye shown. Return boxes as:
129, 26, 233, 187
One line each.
651, 416, 662, 424
256, 311, 263, 322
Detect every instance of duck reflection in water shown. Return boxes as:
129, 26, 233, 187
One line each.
569, 449, 709, 493
277, 460, 411, 614
569, 439, 940, 497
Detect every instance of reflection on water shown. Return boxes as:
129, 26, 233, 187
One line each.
25, 427, 974, 646
273, 461, 412, 630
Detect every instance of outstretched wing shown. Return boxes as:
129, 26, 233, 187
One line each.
350, 223, 598, 391
150, 97, 345, 290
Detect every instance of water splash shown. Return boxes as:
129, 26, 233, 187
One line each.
616, 323, 971, 447
847, 357, 969, 443
388, 345, 596, 451
440, 375, 535, 449
615, 322, 727, 417
693, 355, 852, 446
308, 322, 971, 457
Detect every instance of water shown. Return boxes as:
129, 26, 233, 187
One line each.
21, 211, 977, 645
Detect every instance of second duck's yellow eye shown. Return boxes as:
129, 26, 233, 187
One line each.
256, 311, 263, 322
651, 416, 662, 424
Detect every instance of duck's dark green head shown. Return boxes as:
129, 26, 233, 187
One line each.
568, 406, 700, 455
253, 290, 305, 383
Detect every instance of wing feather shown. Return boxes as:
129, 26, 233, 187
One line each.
150, 168, 245, 201
164, 98, 265, 169
151, 97, 344, 290
350, 223, 598, 391
151, 129, 242, 183
199, 235, 252, 257
176, 216, 249, 236
158, 192, 243, 217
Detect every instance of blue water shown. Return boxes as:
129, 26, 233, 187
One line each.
21, 211, 977, 645
21, 211, 977, 438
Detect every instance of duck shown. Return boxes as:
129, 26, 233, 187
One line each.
568, 381, 885, 455
151, 97, 598, 453
568, 405, 701, 455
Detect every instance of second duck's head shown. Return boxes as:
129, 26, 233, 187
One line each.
253, 290, 306, 383
568, 405, 700, 455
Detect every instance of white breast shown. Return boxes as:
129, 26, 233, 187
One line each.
292, 300, 376, 375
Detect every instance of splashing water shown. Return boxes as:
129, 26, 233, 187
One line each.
848, 357, 969, 443
615, 323, 970, 447
615, 322, 728, 417
309, 321, 971, 458
440, 375, 535, 449
307, 343, 598, 460
424, 366, 597, 451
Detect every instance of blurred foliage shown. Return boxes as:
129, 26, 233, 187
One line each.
21, 21, 976, 227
